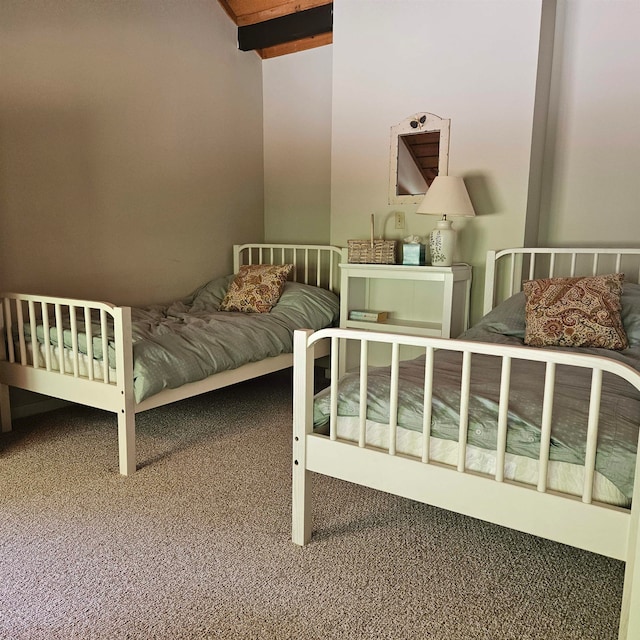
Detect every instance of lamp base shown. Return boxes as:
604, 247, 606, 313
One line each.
429, 219, 456, 267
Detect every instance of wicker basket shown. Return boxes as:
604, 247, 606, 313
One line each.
347, 215, 397, 264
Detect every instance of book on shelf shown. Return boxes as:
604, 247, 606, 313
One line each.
348, 310, 388, 323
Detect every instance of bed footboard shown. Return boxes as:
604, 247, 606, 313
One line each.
292, 327, 640, 639
0, 293, 136, 475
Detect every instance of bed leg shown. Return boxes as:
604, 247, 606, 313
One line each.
114, 306, 136, 475
0, 383, 11, 432
292, 329, 315, 546
620, 568, 639, 640
117, 408, 136, 476
619, 485, 640, 638
292, 461, 312, 546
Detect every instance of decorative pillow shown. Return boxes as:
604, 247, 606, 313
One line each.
523, 273, 628, 350
219, 264, 293, 313
472, 291, 527, 338
622, 282, 640, 346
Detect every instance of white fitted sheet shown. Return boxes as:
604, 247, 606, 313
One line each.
332, 416, 630, 508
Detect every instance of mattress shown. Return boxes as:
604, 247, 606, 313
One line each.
325, 416, 630, 507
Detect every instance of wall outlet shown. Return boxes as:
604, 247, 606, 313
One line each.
394, 211, 405, 230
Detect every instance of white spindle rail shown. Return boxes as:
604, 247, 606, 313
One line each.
233, 243, 342, 294
302, 326, 640, 508
483, 247, 640, 314
0, 293, 117, 386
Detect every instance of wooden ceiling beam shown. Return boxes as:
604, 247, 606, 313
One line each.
217, 1, 333, 57
258, 31, 332, 59
230, 0, 332, 27
238, 3, 332, 52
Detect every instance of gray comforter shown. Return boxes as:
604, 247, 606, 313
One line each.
27, 276, 339, 403
314, 288, 640, 499
130, 277, 338, 402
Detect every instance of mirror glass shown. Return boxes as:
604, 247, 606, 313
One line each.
388, 112, 450, 205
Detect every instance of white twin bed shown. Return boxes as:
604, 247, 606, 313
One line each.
292, 247, 640, 639
0, 243, 342, 475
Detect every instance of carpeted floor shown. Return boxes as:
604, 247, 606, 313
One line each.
0, 370, 624, 639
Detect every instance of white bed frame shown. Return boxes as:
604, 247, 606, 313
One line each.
292, 247, 640, 639
0, 243, 342, 476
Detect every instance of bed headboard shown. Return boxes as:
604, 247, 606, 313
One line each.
233, 244, 343, 294
484, 247, 640, 314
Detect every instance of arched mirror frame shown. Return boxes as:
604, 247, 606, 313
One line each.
388, 112, 451, 205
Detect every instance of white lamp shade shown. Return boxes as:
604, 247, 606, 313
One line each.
416, 176, 475, 267
415, 176, 475, 218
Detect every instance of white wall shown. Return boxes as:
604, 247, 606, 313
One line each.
330, 0, 546, 321
263, 46, 333, 244
262, 0, 640, 321
539, 0, 640, 245
0, 0, 264, 306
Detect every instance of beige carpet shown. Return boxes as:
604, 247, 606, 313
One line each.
0, 370, 624, 639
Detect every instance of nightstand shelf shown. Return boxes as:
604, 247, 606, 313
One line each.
343, 317, 443, 336
339, 262, 472, 339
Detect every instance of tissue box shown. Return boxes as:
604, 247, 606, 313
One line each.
402, 243, 426, 265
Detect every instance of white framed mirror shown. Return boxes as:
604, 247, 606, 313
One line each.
388, 112, 451, 205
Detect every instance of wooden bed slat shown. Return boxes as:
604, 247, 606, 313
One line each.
537, 362, 556, 493
388, 343, 400, 456
495, 356, 511, 482
16, 301, 26, 366
28, 300, 39, 369
42, 303, 52, 371
509, 253, 516, 296
101, 309, 110, 384
421, 346, 435, 463
69, 306, 79, 377
55, 304, 65, 375
329, 335, 339, 441
583, 368, 603, 504
3, 299, 15, 363
457, 350, 472, 472
358, 341, 368, 448
84, 307, 94, 380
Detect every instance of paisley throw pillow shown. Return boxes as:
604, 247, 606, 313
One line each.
523, 273, 628, 350
219, 264, 294, 313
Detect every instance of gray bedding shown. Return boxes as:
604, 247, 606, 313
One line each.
27, 276, 339, 403
131, 277, 338, 402
314, 284, 640, 499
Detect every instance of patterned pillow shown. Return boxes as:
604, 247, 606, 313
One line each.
622, 282, 640, 346
523, 273, 628, 350
219, 264, 294, 313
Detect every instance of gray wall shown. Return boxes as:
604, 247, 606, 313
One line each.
0, 0, 264, 306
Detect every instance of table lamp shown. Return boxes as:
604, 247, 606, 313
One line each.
416, 176, 475, 267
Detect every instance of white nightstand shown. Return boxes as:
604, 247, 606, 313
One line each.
339, 262, 472, 338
